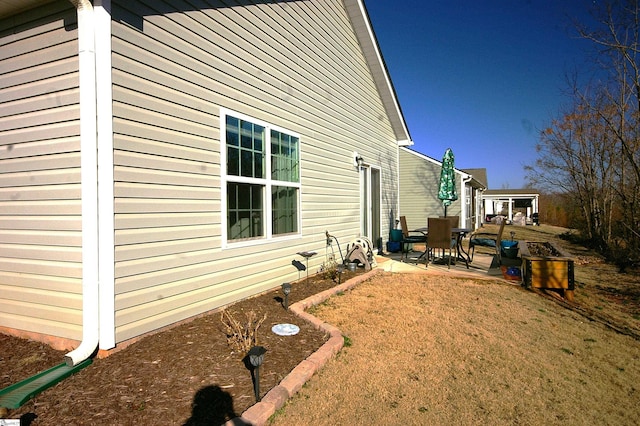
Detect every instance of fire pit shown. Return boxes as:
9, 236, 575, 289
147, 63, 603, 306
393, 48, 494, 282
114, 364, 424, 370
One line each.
520, 241, 575, 301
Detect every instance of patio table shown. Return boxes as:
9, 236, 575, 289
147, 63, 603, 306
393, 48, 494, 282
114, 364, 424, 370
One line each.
414, 227, 472, 268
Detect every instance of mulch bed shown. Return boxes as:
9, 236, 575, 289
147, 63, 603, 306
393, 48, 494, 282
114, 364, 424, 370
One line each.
0, 268, 365, 425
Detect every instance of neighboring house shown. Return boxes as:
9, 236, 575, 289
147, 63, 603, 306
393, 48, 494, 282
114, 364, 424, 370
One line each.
0, 0, 412, 362
462, 167, 488, 229
398, 147, 485, 232
482, 189, 540, 224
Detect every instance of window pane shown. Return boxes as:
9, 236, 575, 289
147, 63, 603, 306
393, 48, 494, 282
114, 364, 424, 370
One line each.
237, 183, 251, 209
272, 185, 298, 235
227, 147, 239, 175
226, 116, 239, 147
240, 150, 253, 177
254, 151, 263, 179
227, 182, 264, 240
254, 125, 264, 152
252, 185, 263, 209
241, 120, 253, 148
254, 125, 265, 177
227, 116, 265, 178
271, 130, 299, 182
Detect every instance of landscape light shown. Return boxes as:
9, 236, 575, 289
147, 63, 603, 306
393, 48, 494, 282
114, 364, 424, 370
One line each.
336, 264, 345, 284
247, 346, 267, 402
281, 282, 292, 309
296, 251, 317, 283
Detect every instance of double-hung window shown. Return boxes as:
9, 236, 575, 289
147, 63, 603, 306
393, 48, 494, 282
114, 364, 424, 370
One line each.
222, 110, 300, 244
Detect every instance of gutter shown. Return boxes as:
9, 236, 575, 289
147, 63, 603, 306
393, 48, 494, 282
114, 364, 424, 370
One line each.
65, 0, 100, 367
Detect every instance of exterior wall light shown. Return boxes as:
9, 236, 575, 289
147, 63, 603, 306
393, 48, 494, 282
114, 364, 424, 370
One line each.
353, 152, 364, 168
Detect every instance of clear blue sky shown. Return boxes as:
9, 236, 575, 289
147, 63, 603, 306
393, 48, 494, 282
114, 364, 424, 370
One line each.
365, 0, 594, 189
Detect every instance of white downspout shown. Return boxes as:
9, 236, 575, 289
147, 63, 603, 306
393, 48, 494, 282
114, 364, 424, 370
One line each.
65, 0, 99, 367
95, 0, 115, 351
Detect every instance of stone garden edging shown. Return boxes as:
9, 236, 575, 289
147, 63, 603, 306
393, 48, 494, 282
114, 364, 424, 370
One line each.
228, 268, 384, 426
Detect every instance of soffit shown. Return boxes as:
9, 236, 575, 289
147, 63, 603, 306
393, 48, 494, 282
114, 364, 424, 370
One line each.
0, 0, 55, 19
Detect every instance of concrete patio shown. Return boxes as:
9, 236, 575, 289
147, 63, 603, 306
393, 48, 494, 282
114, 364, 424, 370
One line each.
374, 239, 518, 282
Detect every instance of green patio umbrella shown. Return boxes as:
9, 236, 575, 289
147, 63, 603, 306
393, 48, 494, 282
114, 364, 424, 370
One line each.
438, 148, 458, 217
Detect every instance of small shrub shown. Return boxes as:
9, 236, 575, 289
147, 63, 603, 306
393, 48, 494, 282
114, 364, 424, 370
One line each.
221, 309, 267, 352
320, 256, 339, 281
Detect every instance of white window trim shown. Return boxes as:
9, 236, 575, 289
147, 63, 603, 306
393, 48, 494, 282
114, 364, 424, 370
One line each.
220, 108, 302, 249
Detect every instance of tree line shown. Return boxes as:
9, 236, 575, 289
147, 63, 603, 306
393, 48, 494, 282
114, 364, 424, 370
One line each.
526, 0, 640, 270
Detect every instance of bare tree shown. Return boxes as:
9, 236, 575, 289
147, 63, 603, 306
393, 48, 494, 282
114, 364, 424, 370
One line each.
526, 93, 618, 251
528, 0, 640, 265
578, 0, 640, 260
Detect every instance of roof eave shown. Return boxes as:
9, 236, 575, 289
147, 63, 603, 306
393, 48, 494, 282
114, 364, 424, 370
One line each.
0, 0, 56, 19
3, 0, 414, 147
344, 0, 413, 145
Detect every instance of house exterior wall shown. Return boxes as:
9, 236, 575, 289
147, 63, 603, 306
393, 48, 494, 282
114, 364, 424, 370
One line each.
109, 0, 400, 342
0, 2, 84, 341
398, 148, 463, 231
0, 0, 401, 347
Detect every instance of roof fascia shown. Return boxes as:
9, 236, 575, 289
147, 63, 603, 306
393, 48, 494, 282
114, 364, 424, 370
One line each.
483, 192, 540, 198
343, 0, 413, 145
400, 147, 471, 177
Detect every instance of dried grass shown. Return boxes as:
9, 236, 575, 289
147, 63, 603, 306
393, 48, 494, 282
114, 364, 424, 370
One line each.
271, 273, 640, 425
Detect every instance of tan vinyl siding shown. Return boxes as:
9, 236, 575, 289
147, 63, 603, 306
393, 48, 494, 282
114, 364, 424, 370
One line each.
399, 148, 463, 230
111, 0, 399, 342
0, 1, 82, 340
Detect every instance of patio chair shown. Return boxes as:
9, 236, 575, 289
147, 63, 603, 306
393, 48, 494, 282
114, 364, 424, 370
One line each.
439, 215, 460, 253
399, 216, 427, 262
469, 220, 506, 261
439, 215, 459, 228
426, 217, 456, 269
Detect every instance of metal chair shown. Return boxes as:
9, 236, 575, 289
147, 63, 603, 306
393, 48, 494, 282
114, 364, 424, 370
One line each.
469, 220, 506, 261
399, 216, 427, 262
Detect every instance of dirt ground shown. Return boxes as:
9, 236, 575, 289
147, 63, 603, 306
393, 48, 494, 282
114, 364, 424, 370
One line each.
1, 225, 640, 425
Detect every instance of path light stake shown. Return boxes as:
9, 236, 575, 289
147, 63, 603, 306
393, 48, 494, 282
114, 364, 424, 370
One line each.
336, 264, 344, 285
248, 346, 267, 402
281, 282, 292, 310
296, 251, 317, 283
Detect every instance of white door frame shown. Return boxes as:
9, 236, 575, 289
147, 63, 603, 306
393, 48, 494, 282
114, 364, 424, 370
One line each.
360, 164, 381, 245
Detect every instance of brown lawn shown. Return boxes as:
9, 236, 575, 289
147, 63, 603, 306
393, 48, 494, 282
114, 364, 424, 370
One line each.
1, 224, 639, 425
270, 273, 640, 425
